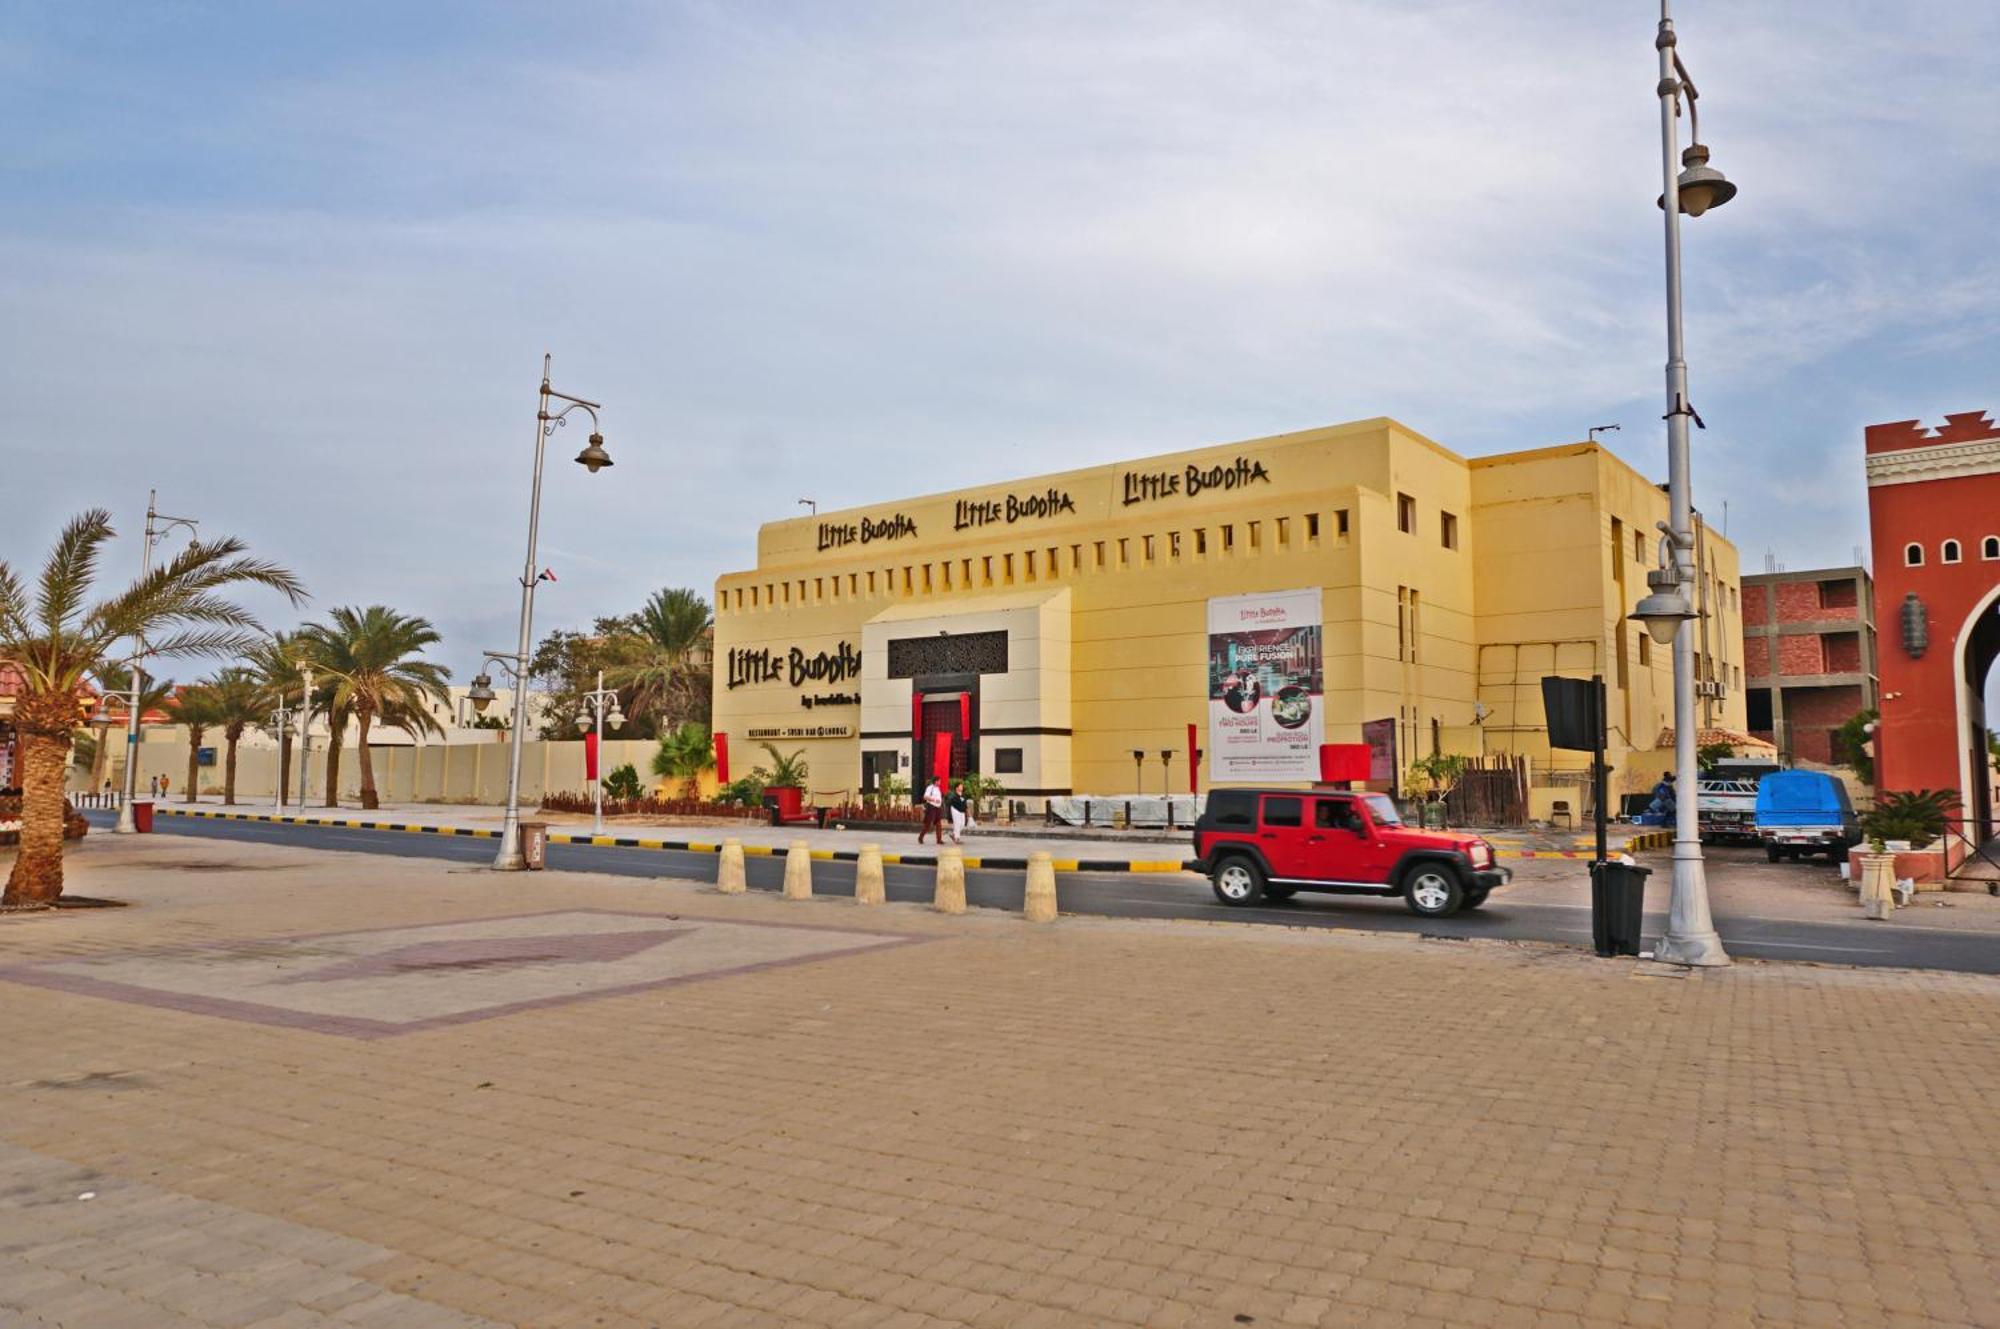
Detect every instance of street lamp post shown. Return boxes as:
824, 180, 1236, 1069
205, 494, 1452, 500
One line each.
115, 491, 199, 834
492, 355, 615, 870
576, 669, 625, 835
295, 666, 315, 811
268, 692, 296, 813
1630, 0, 1736, 967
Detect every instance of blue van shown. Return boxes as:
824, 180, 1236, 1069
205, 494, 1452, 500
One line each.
1755, 770, 1861, 862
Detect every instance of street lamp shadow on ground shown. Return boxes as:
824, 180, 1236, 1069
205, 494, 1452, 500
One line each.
1631, 0, 1738, 967
488, 354, 618, 871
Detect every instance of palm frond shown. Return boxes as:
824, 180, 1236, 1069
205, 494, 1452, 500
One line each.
140, 627, 272, 661
35, 509, 114, 640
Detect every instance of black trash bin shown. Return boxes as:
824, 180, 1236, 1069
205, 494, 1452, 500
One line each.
1589, 860, 1650, 957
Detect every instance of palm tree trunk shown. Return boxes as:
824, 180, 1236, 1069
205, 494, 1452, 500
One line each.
224, 736, 240, 805
277, 732, 291, 804
185, 729, 202, 804
3, 691, 77, 907
356, 708, 378, 810
324, 722, 343, 808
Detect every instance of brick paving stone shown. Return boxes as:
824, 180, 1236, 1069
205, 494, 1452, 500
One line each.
1, 831, 1997, 1328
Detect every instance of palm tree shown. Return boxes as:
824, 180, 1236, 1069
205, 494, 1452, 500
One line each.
299, 606, 448, 810
244, 632, 307, 804
206, 667, 266, 806
651, 722, 715, 798
609, 588, 713, 730
0, 510, 304, 906
164, 683, 225, 803
87, 661, 175, 794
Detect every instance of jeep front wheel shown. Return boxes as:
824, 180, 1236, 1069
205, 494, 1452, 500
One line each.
1211, 858, 1266, 906
1402, 865, 1464, 917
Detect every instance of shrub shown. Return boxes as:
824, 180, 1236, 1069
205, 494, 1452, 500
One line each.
1860, 788, 1956, 848
604, 764, 643, 801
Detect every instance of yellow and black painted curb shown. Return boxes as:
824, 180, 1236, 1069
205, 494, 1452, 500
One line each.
154, 806, 1673, 871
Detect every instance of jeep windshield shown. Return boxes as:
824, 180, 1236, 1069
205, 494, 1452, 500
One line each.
1362, 794, 1402, 826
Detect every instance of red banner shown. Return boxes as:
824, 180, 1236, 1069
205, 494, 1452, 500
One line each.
584, 730, 600, 782
1187, 722, 1200, 794
933, 731, 952, 780
911, 693, 923, 740
713, 731, 729, 785
959, 691, 970, 740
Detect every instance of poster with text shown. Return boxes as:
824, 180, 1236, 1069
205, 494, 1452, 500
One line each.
1207, 588, 1324, 783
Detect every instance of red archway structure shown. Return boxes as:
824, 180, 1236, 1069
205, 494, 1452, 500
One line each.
1865, 409, 2000, 857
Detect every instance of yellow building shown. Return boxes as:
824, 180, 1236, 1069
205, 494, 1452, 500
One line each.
712, 418, 1744, 810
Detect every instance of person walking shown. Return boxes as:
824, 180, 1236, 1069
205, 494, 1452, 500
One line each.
148, 775, 159, 798
918, 776, 945, 844
947, 781, 969, 844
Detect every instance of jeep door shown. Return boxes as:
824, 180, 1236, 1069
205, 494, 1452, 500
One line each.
1256, 794, 1309, 878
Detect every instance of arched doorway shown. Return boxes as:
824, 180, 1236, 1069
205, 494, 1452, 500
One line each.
1953, 585, 2000, 845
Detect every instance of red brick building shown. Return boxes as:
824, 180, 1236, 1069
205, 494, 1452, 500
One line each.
1743, 567, 1876, 766
1864, 409, 2000, 850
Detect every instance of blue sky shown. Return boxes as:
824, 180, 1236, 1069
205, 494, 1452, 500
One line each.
4, 1, 1997, 691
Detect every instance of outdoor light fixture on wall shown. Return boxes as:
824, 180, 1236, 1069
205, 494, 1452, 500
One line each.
1900, 592, 1929, 658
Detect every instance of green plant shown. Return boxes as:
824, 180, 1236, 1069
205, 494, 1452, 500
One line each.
717, 771, 769, 807
651, 723, 715, 796
298, 606, 449, 811
958, 771, 1006, 817
604, 763, 643, 801
1695, 740, 1736, 773
867, 772, 911, 808
759, 743, 808, 789
1860, 789, 1956, 848
1834, 708, 1878, 784
1405, 752, 1470, 801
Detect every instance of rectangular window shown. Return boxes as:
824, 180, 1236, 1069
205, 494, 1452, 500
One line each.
1143, 535, 1155, 563
1440, 511, 1458, 550
1070, 544, 1082, 572
1093, 541, 1106, 568
1306, 512, 1320, 544
1221, 524, 1235, 552
994, 747, 1023, 774
1336, 509, 1350, 545
1024, 550, 1037, 581
1638, 631, 1652, 666
849, 574, 858, 597
1635, 530, 1645, 562
1261, 796, 1303, 828
1409, 589, 1421, 663
814, 577, 824, 601
1397, 493, 1416, 533
1002, 554, 1014, 583
1048, 547, 1059, 576
1117, 538, 1129, 567
1276, 517, 1290, 547
1397, 586, 1408, 661
865, 573, 875, 595
783, 582, 792, 604
1247, 520, 1261, 550
1195, 528, 1207, 555
981, 556, 993, 586
1169, 531, 1182, 559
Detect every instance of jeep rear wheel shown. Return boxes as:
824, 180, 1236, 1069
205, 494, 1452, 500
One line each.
1402, 865, 1464, 917
1211, 857, 1266, 906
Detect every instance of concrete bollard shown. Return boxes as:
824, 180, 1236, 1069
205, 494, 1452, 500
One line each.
933, 845, 966, 914
783, 840, 814, 900
854, 843, 886, 905
717, 838, 746, 894
1023, 852, 1058, 923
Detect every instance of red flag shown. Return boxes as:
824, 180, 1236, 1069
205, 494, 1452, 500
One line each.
713, 731, 729, 785
584, 730, 599, 782
538, 567, 558, 583
958, 691, 970, 740
1187, 722, 1200, 794
911, 693, 923, 741
932, 731, 952, 781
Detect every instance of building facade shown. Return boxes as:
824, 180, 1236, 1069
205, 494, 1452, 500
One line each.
1742, 567, 1877, 765
712, 418, 1744, 807
1864, 409, 2000, 846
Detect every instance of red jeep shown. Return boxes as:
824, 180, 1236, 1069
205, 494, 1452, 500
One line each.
1188, 788, 1508, 917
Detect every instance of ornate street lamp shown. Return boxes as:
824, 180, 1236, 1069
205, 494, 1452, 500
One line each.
491, 355, 617, 871
1638, 0, 1736, 967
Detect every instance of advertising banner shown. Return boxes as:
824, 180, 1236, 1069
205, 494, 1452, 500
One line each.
1207, 589, 1324, 782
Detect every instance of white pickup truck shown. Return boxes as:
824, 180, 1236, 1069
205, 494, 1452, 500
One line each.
1696, 759, 1780, 845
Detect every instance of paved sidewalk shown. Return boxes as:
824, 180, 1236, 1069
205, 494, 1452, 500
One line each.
151, 801, 1666, 870
2, 832, 1996, 1328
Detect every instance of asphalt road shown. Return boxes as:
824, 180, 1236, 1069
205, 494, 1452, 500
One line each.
86, 812, 2000, 974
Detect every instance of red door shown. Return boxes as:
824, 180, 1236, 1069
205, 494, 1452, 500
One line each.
1257, 794, 1308, 878
917, 698, 971, 779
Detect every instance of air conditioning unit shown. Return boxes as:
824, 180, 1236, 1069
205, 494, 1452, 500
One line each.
1695, 680, 1726, 699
